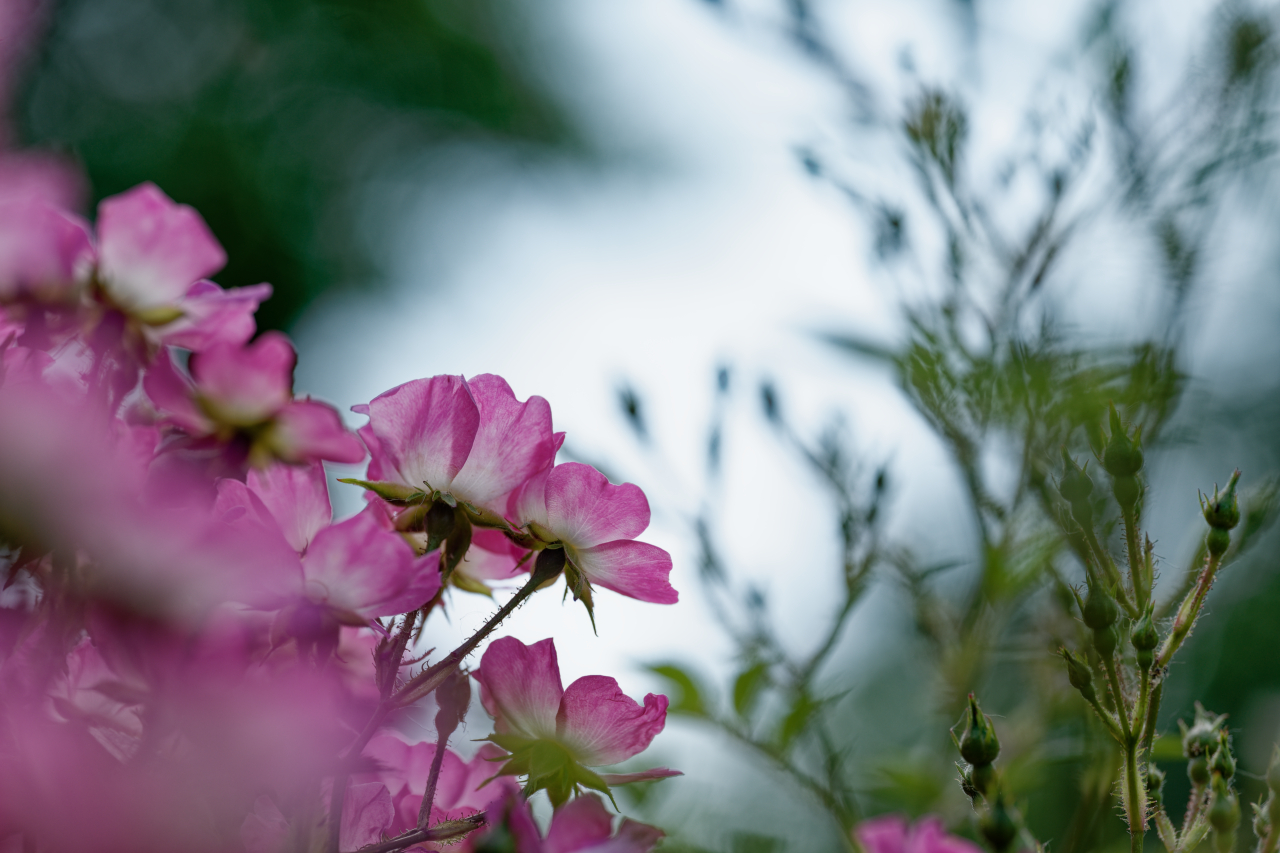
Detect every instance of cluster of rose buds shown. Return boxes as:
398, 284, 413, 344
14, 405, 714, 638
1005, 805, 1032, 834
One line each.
0, 180, 678, 853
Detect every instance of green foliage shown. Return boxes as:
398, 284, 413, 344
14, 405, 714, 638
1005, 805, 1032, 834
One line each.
17, 0, 571, 329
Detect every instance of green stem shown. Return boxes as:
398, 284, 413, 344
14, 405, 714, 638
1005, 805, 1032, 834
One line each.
1084, 526, 1140, 617
1156, 550, 1225, 670
1102, 657, 1132, 741
1121, 506, 1148, 614
1125, 740, 1147, 853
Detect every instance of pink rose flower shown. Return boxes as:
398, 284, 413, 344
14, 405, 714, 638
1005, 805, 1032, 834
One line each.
474, 637, 679, 805
855, 815, 984, 853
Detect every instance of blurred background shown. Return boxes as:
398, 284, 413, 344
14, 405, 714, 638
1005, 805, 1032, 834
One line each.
11, 0, 1280, 851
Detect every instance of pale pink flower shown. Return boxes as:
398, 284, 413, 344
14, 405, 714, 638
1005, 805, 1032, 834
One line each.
474, 637, 678, 801
214, 466, 441, 629
355, 373, 560, 516
93, 182, 269, 350
509, 462, 676, 605
145, 332, 364, 467
360, 732, 518, 838
477, 790, 663, 853
855, 815, 984, 853
0, 197, 92, 303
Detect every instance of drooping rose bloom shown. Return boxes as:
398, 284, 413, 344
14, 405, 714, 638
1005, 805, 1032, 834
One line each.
474, 637, 679, 805
509, 462, 677, 605
475, 789, 664, 853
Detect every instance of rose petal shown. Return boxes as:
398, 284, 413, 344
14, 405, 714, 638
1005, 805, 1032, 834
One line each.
544, 793, 614, 853
341, 782, 394, 851
157, 280, 271, 351
360, 375, 479, 494
543, 463, 649, 549
571, 540, 677, 605
449, 374, 557, 510
555, 675, 668, 767
0, 199, 92, 301
190, 332, 295, 425
97, 183, 226, 310
245, 461, 332, 553
142, 349, 210, 434
475, 637, 563, 741
270, 400, 365, 464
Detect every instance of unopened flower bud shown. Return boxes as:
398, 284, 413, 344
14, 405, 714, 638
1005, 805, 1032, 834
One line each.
434, 667, 472, 740
971, 761, 998, 799
1146, 764, 1166, 808
1082, 585, 1119, 631
1206, 527, 1231, 558
1131, 605, 1158, 671
1103, 404, 1145, 479
1208, 775, 1240, 844
1201, 471, 1242, 531
959, 694, 1001, 767
1060, 450, 1095, 526
1112, 475, 1141, 511
1060, 648, 1096, 703
1210, 733, 1236, 781
980, 792, 1018, 853
1189, 755, 1211, 788
1181, 703, 1228, 757
1093, 624, 1119, 658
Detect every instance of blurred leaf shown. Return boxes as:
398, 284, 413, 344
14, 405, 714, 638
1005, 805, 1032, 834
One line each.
777, 691, 819, 749
732, 661, 770, 718
647, 663, 708, 717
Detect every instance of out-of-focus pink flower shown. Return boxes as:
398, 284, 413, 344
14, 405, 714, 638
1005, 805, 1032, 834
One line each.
214, 472, 441, 638
475, 790, 663, 853
93, 183, 269, 351
145, 332, 364, 467
355, 373, 560, 516
360, 733, 517, 839
474, 637, 678, 804
854, 815, 983, 853
510, 462, 676, 605
0, 197, 92, 304
543, 794, 664, 853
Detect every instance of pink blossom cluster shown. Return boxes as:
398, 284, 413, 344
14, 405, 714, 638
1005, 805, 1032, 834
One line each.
0, 178, 678, 853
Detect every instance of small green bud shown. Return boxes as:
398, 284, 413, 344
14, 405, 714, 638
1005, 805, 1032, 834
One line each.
1210, 732, 1236, 780
1093, 624, 1119, 658
1146, 764, 1166, 808
1190, 755, 1212, 787
1112, 475, 1141, 511
1201, 470, 1242, 531
979, 792, 1019, 853
1060, 648, 1096, 703
1131, 605, 1158, 651
1060, 450, 1095, 527
1208, 775, 1240, 836
1181, 703, 1229, 757
1082, 585, 1119, 630
1206, 526, 1231, 558
959, 693, 1001, 767
1103, 404, 1145, 478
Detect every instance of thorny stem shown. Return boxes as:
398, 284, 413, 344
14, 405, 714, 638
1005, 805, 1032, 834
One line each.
1102, 657, 1132, 742
340, 813, 487, 853
1124, 740, 1146, 853
416, 725, 451, 829
1155, 550, 1225, 670
328, 566, 555, 853
1085, 694, 1126, 742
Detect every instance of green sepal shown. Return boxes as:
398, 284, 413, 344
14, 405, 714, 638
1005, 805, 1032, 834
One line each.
563, 557, 597, 635
336, 478, 425, 504
451, 571, 494, 597
440, 509, 473, 582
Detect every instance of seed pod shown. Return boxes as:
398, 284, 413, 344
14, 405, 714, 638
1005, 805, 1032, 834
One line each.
1208, 776, 1240, 838
1206, 526, 1231, 558
1146, 764, 1166, 809
1093, 624, 1119, 658
1112, 475, 1141, 511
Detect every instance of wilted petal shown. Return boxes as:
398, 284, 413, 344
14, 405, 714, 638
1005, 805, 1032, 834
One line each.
358, 375, 479, 494
190, 332, 295, 425
544, 463, 649, 549
475, 637, 563, 741
449, 374, 557, 509
571, 541, 677, 605
555, 676, 668, 767
0, 199, 92, 302
269, 400, 365, 464
245, 461, 332, 553
97, 183, 226, 311
158, 280, 271, 351
544, 794, 665, 853
341, 782, 394, 851
302, 505, 439, 619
